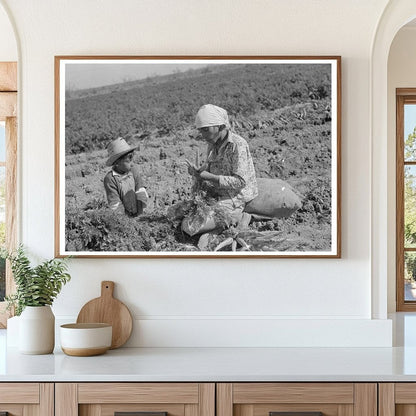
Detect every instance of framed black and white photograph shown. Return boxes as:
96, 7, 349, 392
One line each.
55, 56, 341, 258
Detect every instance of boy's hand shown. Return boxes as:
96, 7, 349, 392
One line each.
136, 187, 149, 207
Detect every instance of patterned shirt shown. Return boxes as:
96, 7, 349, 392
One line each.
103, 165, 147, 216
206, 131, 258, 203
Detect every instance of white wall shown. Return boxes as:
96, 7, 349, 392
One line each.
0, 0, 394, 347
0, 2, 16, 61
387, 26, 416, 312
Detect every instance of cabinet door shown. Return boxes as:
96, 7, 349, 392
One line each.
379, 383, 416, 416
0, 383, 53, 416
217, 383, 377, 416
55, 383, 215, 416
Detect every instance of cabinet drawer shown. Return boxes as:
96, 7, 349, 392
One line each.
0, 383, 39, 403
0, 383, 53, 416
56, 383, 215, 416
78, 383, 200, 403
218, 383, 376, 416
379, 383, 416, 415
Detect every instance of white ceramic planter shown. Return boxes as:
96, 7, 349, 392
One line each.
19, 305, 55, 354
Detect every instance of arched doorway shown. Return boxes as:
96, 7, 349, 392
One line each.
371, 0, 416, 318
387, 14, 416, 313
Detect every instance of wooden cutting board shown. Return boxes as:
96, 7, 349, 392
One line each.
76, 281, 133, 349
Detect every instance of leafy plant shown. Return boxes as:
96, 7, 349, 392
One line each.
404, 128, 416, 249
65, 63, 331, 154
3, 246, 71, 316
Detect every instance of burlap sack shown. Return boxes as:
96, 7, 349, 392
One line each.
244, 178, 302, 218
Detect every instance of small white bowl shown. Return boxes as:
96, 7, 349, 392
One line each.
60, 323, 112, 356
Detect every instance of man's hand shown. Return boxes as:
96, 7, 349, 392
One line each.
185, 159, 200, 177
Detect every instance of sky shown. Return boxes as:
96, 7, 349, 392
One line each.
64, 62, 208, 90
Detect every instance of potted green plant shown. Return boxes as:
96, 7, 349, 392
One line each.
4, 246, 71, 354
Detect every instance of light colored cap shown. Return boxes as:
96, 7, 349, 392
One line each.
106, 137, 137, 166
195, 104, 230, 129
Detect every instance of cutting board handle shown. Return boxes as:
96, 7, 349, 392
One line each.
101, 281, 115, 298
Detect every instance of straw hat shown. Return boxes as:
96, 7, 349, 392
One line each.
106, 137, 137, 166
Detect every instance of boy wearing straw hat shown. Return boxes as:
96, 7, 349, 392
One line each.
104, 137, 148, 216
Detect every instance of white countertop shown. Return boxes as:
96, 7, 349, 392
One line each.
2, 313, 416, 382
2, 345, 416, 382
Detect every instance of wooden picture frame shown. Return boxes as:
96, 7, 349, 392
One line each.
55, 56, 341, 258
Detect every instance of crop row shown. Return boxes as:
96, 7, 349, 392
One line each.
65, 64, 331, 155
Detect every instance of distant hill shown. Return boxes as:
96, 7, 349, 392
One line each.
66, 64, 238, 100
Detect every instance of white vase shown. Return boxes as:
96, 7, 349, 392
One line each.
19, 306, 55, 354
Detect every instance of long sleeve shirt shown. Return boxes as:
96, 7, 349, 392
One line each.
103, 165, 148, 216
206, 131, 258, 204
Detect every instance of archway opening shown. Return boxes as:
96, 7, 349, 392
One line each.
387, 18, 416, 313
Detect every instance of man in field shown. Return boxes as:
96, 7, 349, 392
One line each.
104, 137, 148, 217
182, 104, 258, 236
